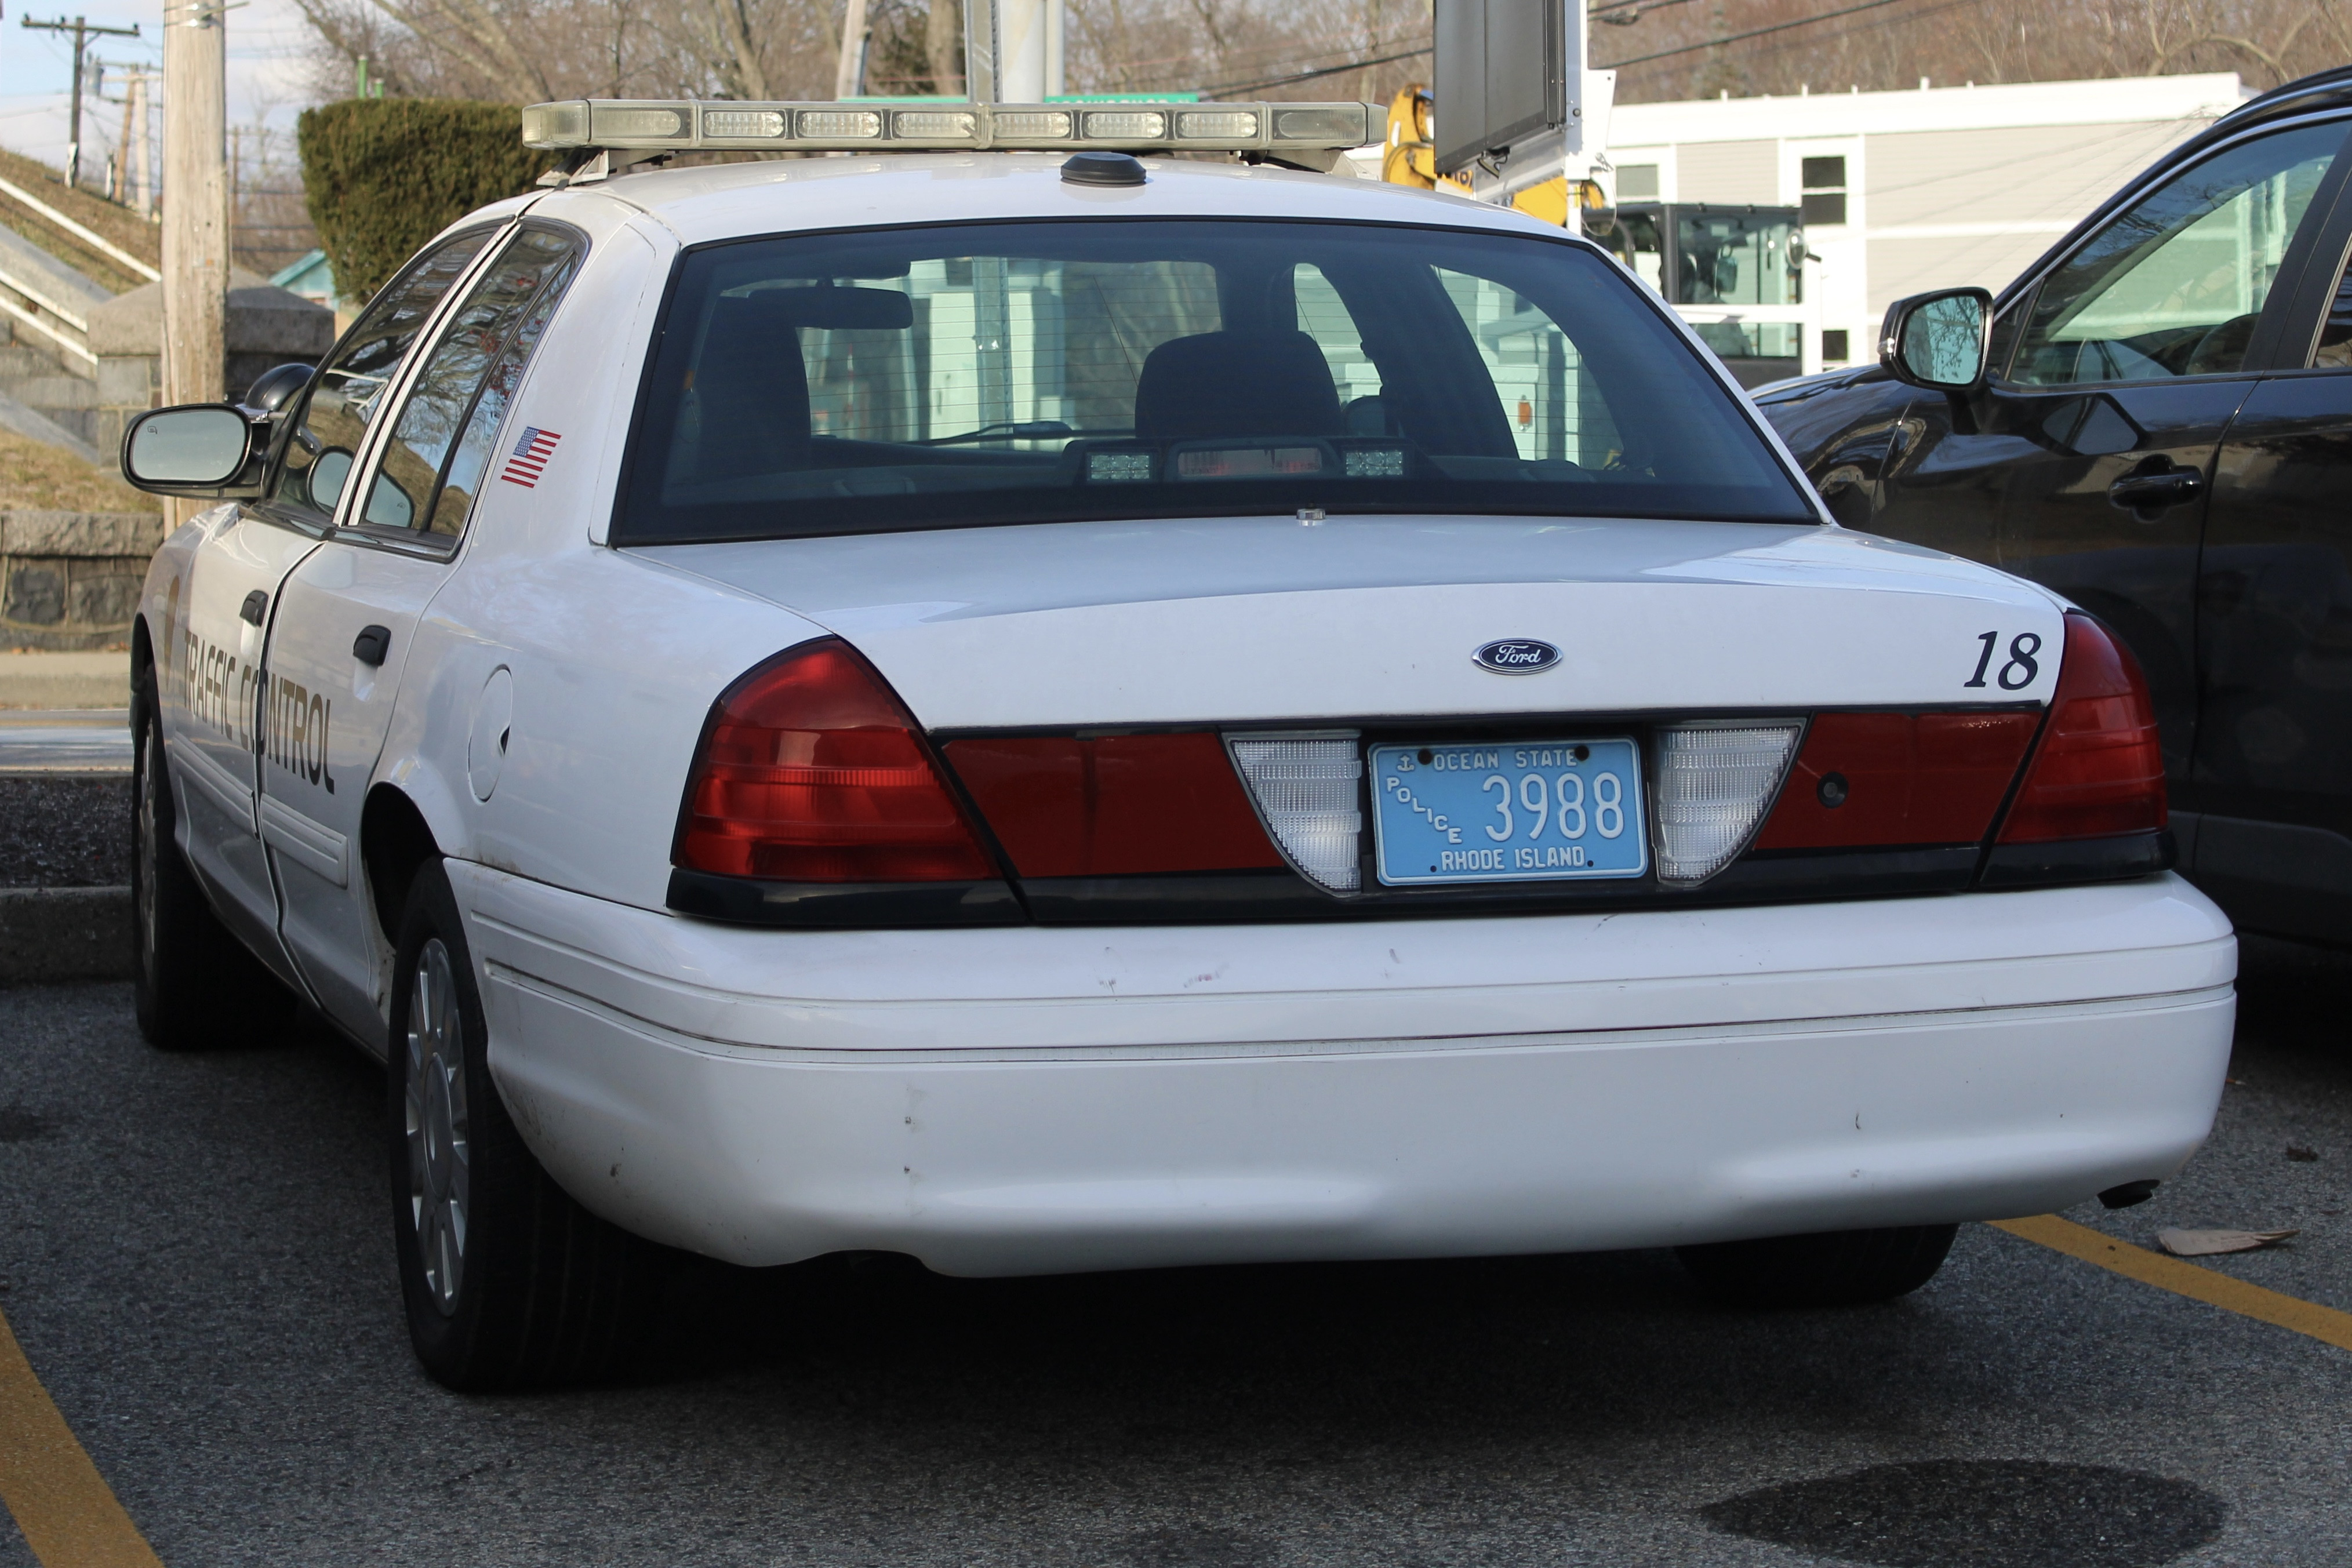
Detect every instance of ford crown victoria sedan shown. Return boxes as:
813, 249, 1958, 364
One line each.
118, 105, 2235, 1389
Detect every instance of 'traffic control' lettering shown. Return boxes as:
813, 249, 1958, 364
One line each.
174, 625, 335, 792
266, 670, 336, 793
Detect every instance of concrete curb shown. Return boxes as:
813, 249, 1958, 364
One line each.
1, 884, 132, 984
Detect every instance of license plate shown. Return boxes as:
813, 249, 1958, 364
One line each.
1369, 738, 1648, 886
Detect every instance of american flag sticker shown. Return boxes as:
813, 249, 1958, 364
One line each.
499, 426, 561, 488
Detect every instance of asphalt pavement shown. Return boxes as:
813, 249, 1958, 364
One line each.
0, 938, 2349, 1567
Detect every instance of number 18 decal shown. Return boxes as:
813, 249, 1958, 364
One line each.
1965, 630, 2042, 690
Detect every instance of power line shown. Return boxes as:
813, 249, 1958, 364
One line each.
1197, 43, 1432, 99
1599, 0, 1935, 70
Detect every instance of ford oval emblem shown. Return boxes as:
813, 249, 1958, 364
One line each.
1473, 639, 1561, 675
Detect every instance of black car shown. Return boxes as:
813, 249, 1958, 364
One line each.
1759, 64, 2352, 948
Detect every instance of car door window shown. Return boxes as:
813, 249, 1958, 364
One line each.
357, 227, 585, 539
2309, 245, 2352, 366
2011, 121, 2345, 385
270, 230, 495, 519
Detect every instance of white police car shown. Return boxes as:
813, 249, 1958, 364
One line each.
118, 99, 2236, 1390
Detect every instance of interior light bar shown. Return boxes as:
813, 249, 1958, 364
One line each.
521, 99, 1377, 155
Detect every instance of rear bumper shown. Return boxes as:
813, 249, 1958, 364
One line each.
457, 864, 2235, 1275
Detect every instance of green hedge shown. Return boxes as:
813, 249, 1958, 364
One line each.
299, 99, 549, 305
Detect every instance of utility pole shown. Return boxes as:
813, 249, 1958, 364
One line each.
963, 0, 1064, 103
21, 14, 143, 188
162, 0, 228, 419
100, 61, 156, 217
833, 0, 871, 100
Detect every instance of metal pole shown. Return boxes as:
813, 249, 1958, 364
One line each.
162, 0, 228, 412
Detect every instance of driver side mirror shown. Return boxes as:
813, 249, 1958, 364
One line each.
1878, 288, 1992, 392
120, 404, 269, 499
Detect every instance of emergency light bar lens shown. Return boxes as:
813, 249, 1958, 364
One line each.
1083, 110, 1167, 139
993, 111, 1073, 137
594, 105, 685, 138
521, 101, 590, 146
894, 110, 977, 139
1175, 446, 1324, 479
799, 109, 883, 138
1086, 452, 1153, 483
1275, 107, 1364, 141
702, 108, 787, 139
1176, 110, 1259, 139
518, 97, 1376, 154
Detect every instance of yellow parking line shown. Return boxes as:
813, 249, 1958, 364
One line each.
1994, 1213, 2352, 1354
0, 1307, 162, 1567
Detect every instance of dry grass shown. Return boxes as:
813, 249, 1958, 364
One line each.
0, 144, 162, 294
0, 431, 157, 514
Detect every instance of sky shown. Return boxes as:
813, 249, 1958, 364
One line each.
0, 0, 321, 183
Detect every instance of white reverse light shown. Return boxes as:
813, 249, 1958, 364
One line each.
1228, 734, 1364, 893
1652, 722, 1804, 885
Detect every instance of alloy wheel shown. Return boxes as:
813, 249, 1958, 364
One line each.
403, 937, 470, 1315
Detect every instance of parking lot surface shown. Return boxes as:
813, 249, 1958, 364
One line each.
1, 940, 2349, 1567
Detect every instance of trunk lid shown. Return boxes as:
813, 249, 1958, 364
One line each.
646, 514, 2066, 727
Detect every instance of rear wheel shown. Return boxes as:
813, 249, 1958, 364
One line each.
1677, 1224, 1959, 1309
130, 673, 293, 1050
390, 859, 663, 1389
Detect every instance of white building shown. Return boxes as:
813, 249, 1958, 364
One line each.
1606, 72, 2253, 369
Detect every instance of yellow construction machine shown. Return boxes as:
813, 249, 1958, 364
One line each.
1379, 84, 1609, 231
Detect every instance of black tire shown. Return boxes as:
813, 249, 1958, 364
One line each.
1677, 1224, 1959, 1309
130, 671, 295, 1050
389, 858, 663, 1390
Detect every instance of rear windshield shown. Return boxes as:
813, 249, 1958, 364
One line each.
615, 218, 1815, 543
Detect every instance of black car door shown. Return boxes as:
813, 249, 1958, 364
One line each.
1873, 117, 2352, 785
2190, 165, 2352, 943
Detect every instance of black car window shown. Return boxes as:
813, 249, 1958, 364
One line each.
268, 230, 495, 520
617, 219, 1815, 544
2012, 121, 2345, 386
2310, 245, 2352, 368
356, 227, 585, 540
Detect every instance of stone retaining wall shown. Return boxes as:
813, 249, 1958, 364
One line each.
0, 510, 165, 650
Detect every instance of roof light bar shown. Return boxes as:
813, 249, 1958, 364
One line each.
521, 98, 1376, 155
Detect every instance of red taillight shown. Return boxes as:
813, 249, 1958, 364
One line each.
1996, 613, 2166, 844
944, 734, 1285, 878
675, 639, 995, 883
1754, 710, 2041, 849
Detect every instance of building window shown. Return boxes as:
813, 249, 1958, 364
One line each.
1617, 163, 1660, 201
1800, 155, 1846, 227
1822, 328, 1851, 361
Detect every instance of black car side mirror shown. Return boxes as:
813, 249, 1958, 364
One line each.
1878, 287, 1992, 393
120, 403, 271, 499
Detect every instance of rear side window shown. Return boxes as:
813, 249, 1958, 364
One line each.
270, 230, 493, 520
357, 226, 585, 540
616, 219, 1813, 544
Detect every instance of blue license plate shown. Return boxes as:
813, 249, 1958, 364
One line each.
1369, 738, 1648, 886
